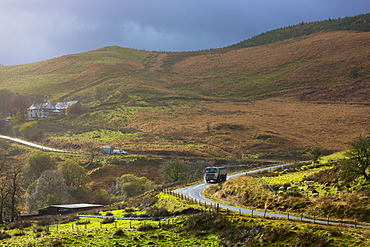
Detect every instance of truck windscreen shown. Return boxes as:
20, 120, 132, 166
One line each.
205, 168, 216, 173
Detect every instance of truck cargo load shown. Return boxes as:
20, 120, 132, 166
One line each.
102, 146, 114, 154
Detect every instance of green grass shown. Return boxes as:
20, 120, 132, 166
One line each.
62, 130, 142, 143
0, 217, 219, 246
2, 191, 370, 246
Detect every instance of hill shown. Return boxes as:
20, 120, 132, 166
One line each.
0, 14, 370, 159
229, 13, 370, 49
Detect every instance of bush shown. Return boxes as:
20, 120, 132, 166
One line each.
146, 207, 171, 217
4, 221, 32, 230
295, 232, 330, 246
291, 201, 313, 210
124, 213, 139, 217
76, 220, 90, 225
37, 218, 54, 226
101, 217, 115, 224
0, 232, 11, 240
137, 224, 156, 231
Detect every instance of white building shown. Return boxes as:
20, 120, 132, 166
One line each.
27, 100, 79, 118
27, 101, 59, 118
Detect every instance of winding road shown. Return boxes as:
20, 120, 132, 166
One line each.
174, 162, 368, 228
0, 134, 69, 153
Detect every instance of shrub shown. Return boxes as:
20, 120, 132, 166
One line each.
12, 232, 26, 237
101, 217, 115, 224
124, 208, 136, 212
291, 201, 313, 210
76, 220, 90, 225
32, 226, 48, 234
146, 207, 171, 217
4, 221, 32, 230
0, 232, 11, 240
295, 232, 330, 247
36, 218, 54, 226
112, 229, 126, 237
137, 224, 156, 231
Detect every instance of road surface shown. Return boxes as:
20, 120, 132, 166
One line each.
0, 134, 69, 153
174, 162, 368, 228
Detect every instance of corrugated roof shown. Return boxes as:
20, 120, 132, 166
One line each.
28, 101, 56, 110
55, 101, 79, 110
39, 203, 103, 210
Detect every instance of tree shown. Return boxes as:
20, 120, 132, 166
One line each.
58, 160, 91, 201
0, 158, 10, 224
84, 141, 99, 165
22, 152, 56, 188
115, 174, 154, 199
6, 164, 23, 222
343, 135, 370, 181
94, 189, 111, 205
58, 160, 90, 189
18, 121, 42, 141
26, 170, 72, 213
160, 159, 190, 183
309, 146, 322, 164
66, 102, 83, 116
0, 158, 22, 223
0, 89, 14, 118
9, 94, 31, 119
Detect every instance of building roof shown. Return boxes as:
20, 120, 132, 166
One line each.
28, 101, 56, 110
39, 203, 103, 210
55, 101, 79, 110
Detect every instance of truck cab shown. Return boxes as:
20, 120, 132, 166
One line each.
204, 166, 227, 183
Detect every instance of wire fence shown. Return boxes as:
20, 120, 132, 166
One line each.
164, 189, 370, 229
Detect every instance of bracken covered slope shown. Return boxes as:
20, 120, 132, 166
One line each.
0, 30, 370, 158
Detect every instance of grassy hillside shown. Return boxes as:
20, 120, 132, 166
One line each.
0, 14, 370, 159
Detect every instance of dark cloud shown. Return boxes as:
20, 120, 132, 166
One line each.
0, 0, 369, 65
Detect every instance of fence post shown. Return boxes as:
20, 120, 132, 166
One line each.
264, 209, 267, 218
251, 210, 253, 218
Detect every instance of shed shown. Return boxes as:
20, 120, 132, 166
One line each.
38, 203, 103, 216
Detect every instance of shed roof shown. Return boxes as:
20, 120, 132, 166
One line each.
55, 101, 79, 110
39, 203, 103, 210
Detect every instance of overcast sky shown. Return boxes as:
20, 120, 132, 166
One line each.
1, 0, 369, 65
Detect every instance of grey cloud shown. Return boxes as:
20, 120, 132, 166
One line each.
0, 0, 369, 65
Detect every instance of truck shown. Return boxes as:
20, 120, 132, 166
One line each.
204, 166, 227, 183
102, 146, 114, 154
102, 146, 129, 155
